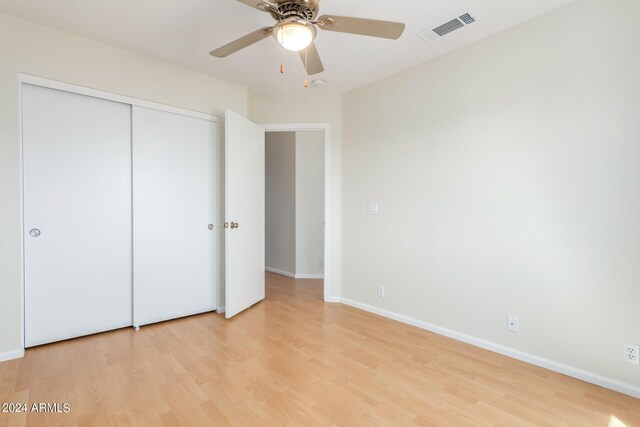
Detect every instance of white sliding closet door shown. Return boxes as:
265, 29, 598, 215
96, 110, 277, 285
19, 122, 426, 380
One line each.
132, 106, 218, 327
23, 84, 133, 347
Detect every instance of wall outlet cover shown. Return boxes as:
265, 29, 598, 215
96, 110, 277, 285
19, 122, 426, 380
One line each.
624, 344, 639, 365
377, 285, 385, 298
507, 314, 519, 333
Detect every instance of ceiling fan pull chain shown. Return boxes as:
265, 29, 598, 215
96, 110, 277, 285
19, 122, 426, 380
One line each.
280, 31, 285, 74
304, 47, 309, 88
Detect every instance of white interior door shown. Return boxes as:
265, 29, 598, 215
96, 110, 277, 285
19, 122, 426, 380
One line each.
23, 84, 132, 347
132, 106, 218, 327
225, 110, 265, 318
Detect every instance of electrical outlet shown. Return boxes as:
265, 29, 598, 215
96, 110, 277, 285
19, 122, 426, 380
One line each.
624, 344, 639, 365
507, 314, 519, 333
377, 285, 385, 298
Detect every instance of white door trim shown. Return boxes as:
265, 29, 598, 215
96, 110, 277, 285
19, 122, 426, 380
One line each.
18, 76, 25, 358
261, 123, 333, 303
18, 74, 218, 122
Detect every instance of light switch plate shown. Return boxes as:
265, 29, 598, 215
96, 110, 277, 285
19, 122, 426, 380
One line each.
367, 202, 378, 215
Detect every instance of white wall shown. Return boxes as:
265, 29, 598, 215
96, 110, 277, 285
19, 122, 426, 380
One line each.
295, 131, 325, 277
0, 11, 248, 358
342, 0, 640, 392
265, 132, 296, 275
249, 95, 341, 298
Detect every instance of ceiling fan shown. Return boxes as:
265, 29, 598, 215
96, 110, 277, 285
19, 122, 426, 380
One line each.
209, 0, 406, 76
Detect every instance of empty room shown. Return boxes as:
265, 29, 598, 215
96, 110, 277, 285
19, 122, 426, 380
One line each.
0, 0, 639, 425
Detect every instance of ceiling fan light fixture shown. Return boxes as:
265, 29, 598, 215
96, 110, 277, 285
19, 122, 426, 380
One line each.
274, 20, 316, 52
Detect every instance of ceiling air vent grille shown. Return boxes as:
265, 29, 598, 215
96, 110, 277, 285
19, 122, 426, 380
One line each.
432, 18, 464, 37
458, 13, 476, 25
418, 12, 477, 42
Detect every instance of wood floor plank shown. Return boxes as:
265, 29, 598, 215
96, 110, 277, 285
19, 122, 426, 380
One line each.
1, 272, 638, 426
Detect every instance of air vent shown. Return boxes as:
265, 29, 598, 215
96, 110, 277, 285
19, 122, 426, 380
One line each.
418, 12, 477, 43
458, 13, 476, 25
432, 18, 464, 37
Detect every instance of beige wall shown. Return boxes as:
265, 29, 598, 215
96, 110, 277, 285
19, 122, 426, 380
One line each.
248, 95, 341, 297
0, 12, 248, 356
265, 132, 296, 274
295, 131, 325, 277
342, 0, 640, 390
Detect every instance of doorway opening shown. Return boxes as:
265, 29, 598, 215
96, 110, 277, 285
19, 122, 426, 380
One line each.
263, 125, 330, 300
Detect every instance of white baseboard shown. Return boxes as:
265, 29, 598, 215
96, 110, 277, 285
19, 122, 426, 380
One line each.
265, 267, 296, 278
295, 274, 324, 279
0, 348, 24, 363
338, 297, 640, 399
265, 267, 324, 280
324, 296, 340, 303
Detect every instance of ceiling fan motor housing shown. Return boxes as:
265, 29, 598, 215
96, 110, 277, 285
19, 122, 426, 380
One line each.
269, 1, 319, 21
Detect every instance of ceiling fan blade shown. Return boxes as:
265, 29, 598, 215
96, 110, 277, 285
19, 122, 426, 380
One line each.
317, 15, 405, 40
299, 42, 324, 75
210, 27, 273, 58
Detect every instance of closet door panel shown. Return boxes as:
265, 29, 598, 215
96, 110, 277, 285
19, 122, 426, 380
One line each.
132, 106, 217, 326
23, 84, 133, 347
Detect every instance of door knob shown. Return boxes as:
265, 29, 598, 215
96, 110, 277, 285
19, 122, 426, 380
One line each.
208, 224, 214, 230
29, 228, 41, 237
230, 222, 239, 229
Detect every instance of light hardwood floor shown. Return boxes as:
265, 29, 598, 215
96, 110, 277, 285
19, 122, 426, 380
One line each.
1, 272, 639, 426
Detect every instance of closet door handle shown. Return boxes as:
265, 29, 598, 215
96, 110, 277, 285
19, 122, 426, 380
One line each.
208, 224, 214, 230
29, 228, 41, 237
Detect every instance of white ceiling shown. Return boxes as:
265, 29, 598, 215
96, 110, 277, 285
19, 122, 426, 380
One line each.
0, 0, 576, 95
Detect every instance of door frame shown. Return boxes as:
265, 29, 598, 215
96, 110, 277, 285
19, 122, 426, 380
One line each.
261, 123, 333, 302
18, 73, 219, 355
